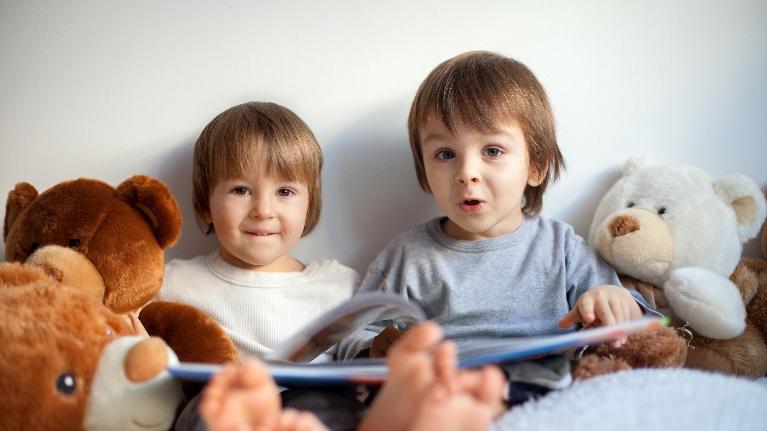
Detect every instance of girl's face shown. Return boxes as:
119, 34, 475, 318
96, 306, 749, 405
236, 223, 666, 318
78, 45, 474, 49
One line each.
420, 115, 542, 240
207, 169, 309, 272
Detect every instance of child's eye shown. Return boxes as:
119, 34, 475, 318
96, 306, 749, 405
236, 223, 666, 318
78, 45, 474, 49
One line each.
277, 187, 295, 197
230, 186, 251, 196
483, 147, 503, 158
434, 149, 456, 160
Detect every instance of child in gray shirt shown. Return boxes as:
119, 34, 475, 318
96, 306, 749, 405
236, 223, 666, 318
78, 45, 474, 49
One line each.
338, 52, 653, 385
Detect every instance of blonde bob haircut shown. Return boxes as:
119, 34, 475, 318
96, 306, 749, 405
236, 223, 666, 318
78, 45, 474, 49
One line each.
408, 51, 565, 216
192, 101, 323, 236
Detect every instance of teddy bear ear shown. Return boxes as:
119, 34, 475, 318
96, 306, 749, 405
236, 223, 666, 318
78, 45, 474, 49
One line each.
116, 175, 181, 249
621, 156, 652, 177
713, 174, 767, 243
4, 182, 38, 242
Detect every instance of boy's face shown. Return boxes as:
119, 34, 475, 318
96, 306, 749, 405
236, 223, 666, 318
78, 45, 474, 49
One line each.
420, 115, 542, 240
206, 168, 309, 272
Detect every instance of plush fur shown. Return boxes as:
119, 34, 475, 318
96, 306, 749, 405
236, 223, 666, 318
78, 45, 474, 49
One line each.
3, 176, 238, 364
585, 158, 767, 378
0, 262, 182, 431
762, 190, 767, 258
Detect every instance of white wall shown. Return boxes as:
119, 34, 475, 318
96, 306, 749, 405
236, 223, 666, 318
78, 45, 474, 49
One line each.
2, 0, 766, 273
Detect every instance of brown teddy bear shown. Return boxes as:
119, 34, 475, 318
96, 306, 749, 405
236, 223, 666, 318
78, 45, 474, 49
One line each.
3, 175, 237, 364
740, 188, 767, 355
0, 260, 182, 431
585, 158, 767, 378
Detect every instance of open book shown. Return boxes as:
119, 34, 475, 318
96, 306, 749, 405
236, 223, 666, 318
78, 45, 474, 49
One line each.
168, 293, 668, 385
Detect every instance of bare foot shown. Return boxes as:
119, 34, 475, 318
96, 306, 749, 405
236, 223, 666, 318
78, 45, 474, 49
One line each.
410, 365, 506, 431
200, 359, 330, 431
199, 359, 282, 431
358, 322, 444, 431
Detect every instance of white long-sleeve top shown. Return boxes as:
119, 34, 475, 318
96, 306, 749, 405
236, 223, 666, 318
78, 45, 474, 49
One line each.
159, 251, 358, 360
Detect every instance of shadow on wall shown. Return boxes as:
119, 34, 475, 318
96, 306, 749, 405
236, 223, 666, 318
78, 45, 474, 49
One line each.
554, 168, 622, 241
319, 101, 439, 273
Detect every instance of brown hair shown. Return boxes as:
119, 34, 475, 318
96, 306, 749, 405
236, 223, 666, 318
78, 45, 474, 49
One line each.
408, 51, 565, 215
192, 101, 322, 235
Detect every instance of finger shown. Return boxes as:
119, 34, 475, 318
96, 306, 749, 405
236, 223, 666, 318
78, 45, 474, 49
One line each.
622, 300, 632, 322
579, 297, 596, 324
558, 308, 581, 328
594, 296, 615, 327
610, 297, 625, 324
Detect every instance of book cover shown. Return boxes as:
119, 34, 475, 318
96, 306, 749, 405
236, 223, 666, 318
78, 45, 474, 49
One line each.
168, 293, 668, 385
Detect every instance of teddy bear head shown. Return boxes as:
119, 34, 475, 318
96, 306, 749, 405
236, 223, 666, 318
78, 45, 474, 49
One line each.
589, 157, 766, 287
3, 176, 181, 314
0, 262, 181, 431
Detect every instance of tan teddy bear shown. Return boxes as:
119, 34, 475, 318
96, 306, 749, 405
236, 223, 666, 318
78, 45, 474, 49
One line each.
0, 261, 182, 431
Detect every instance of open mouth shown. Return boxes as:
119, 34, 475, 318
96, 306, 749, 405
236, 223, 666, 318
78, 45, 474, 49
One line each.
458, 199, 483, 212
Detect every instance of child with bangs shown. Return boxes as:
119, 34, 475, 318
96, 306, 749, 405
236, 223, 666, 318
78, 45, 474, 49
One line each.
160, 101, 357, 361
338, 51, 656, 402
160, 101, 362, 430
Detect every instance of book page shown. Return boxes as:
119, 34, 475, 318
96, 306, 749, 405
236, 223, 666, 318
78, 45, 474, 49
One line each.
266, 293, 426, 363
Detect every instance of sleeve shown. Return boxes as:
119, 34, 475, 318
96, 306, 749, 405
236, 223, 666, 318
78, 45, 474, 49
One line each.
564, 231, 659, 316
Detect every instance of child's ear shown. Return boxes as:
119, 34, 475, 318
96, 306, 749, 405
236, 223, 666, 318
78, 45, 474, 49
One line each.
527, 163, 547, 187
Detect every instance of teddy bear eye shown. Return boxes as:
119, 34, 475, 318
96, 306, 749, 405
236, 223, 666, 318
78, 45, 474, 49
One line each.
68, 238, 81, 248
626, 202, 635, 208
657, 207, 667, 215
55, 373, 77, 395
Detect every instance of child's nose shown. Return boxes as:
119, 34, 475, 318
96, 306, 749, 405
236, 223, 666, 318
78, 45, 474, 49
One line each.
454, 160, 481, 185
250, 197, 275, 219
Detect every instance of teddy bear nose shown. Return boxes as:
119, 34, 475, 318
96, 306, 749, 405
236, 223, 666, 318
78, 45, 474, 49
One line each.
609, 215, 641, 237
124, 337, 169, 383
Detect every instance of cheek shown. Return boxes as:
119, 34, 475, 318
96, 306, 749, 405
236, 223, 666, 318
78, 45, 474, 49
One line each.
287, 199, 310, 232
424, 165, 451, 190
210, 201, 243, 229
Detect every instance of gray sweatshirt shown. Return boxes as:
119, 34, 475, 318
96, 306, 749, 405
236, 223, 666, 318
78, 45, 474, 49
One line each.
337, 216, 649, 360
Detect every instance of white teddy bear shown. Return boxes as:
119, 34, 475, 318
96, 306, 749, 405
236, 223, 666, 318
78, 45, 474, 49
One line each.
589, 157, 766, 341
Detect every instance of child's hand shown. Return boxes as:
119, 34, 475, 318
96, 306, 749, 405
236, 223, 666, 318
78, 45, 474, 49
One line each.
370, 327, 405, 358
558, 285, 642, 347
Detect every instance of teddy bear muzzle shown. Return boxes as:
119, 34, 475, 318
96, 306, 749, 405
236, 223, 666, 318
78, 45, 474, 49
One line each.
125, 337, 170, 383
594, 208, 673, 285
84, 336, 182, 431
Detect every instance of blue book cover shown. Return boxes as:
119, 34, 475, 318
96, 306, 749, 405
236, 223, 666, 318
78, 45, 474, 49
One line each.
168, 295, 667, 386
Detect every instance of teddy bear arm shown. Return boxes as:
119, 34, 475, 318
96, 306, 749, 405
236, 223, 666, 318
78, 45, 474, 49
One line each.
664, 267, 746, 339
140, 301, 239, 364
